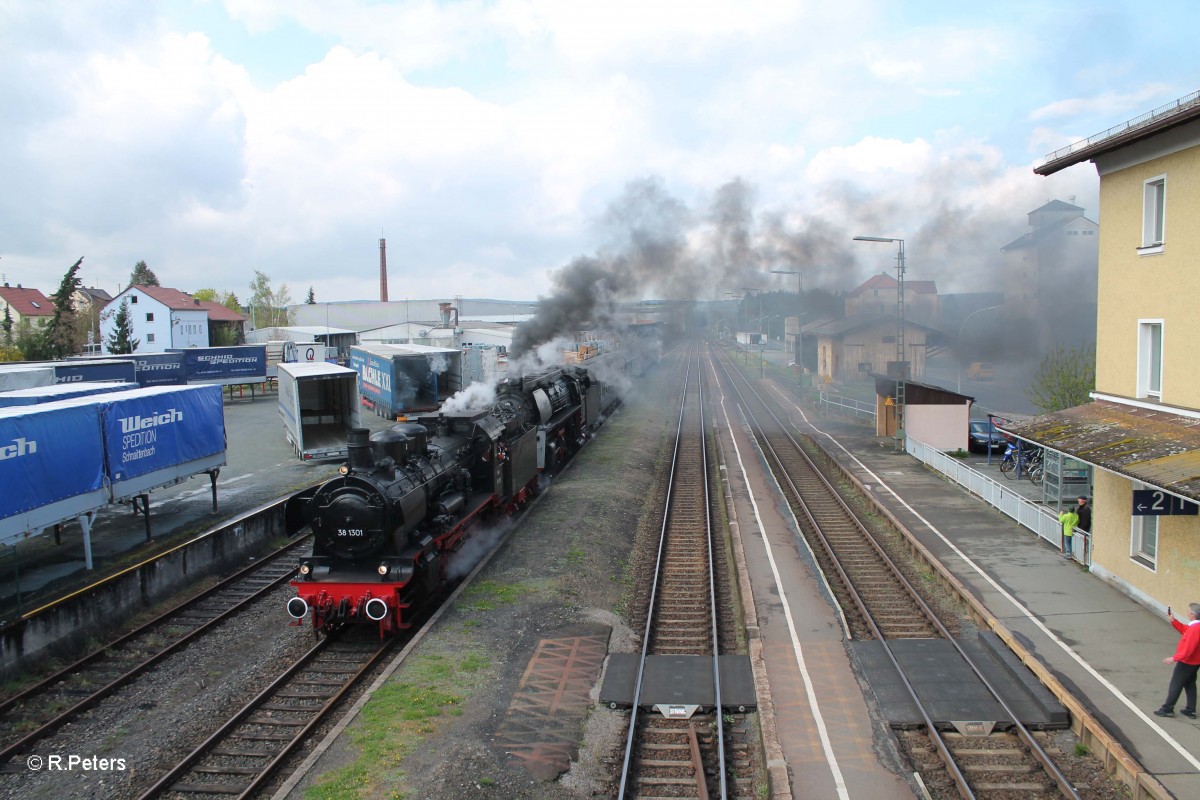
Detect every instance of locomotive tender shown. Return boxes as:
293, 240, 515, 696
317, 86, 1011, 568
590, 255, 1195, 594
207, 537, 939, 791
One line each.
285, 365, 613, 634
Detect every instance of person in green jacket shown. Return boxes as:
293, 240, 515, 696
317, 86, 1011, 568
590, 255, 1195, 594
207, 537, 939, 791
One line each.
1058, 507, 1079, 560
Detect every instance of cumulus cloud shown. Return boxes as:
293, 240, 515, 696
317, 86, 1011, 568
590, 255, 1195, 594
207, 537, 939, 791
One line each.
2, 0, 1184, 308
1029, 85, 1175, 121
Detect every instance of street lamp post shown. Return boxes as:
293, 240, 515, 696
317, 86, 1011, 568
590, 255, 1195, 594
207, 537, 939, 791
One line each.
956, 305, 1003, 392
771, 269, 803, 361
739, 288, 762, 333
853, 236, 906, 450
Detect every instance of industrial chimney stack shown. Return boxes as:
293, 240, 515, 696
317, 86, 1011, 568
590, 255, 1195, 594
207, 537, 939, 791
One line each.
379, 238, 389, 302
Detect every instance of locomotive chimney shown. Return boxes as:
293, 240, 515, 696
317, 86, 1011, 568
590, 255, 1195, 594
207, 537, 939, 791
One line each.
379, 237, 389, 302
347, 428, 374, 471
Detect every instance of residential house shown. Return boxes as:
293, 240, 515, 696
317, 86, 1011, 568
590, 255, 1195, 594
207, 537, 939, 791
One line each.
197, 300, 248, 346
844, 273, 939, 327
0, 283, 56, 330
807, 314, 935, 384
72, 287, 113, 354
798, 272, 940, 384
100, 285, 246, 353
1004, 90, 1200, 614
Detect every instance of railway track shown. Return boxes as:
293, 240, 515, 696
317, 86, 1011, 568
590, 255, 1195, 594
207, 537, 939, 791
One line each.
614, 348, 750, 799
712, 345, 1080, 800
0, 537, 308, 769
137, 630, 393, 799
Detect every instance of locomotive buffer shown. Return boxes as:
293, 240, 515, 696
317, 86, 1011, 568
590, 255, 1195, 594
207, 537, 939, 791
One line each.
599, 654, 756, 718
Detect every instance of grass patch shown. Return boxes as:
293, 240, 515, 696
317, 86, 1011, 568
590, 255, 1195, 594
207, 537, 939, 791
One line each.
305, 651, 484, 800
461, 580, 535, 611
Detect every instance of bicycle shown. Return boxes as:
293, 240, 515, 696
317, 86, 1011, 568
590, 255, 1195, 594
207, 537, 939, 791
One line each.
1000, 442, 1042, 480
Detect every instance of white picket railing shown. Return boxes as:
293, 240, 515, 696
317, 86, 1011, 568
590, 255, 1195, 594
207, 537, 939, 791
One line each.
904, 436, 1091, 565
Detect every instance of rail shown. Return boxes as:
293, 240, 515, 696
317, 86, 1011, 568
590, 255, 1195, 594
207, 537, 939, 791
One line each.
905, 437, 1092, 565
617, 349, 728, 799
0, 539, 305, 766
718, 351, 1079, 799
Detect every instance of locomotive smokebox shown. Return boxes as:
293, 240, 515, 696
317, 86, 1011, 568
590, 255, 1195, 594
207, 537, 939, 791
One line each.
347, 428, 374, 471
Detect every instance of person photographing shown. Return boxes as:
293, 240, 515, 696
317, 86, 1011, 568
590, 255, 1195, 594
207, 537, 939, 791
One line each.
1155, 602, 1200, 718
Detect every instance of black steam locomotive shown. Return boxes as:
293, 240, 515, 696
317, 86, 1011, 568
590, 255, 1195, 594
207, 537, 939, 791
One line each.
285, 366, 612, 634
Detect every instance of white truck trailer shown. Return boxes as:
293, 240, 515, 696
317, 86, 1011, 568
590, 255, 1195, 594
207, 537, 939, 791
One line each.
276, 361, 361, 460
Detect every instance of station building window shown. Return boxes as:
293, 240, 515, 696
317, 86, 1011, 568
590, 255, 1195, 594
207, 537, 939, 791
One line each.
1132, 513, 1159, 569
1137, 321, 1163, 399
1141, 175, 1166, 252
147, 333, 155, 343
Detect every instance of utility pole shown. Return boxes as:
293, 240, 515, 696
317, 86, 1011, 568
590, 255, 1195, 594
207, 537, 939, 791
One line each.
854, 236, 906, 451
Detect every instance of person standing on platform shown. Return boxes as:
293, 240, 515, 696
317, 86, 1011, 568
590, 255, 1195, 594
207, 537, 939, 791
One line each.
1075, 496, 1092, 534
1057, 505, 1079, 560
1155, 602, 1200, 718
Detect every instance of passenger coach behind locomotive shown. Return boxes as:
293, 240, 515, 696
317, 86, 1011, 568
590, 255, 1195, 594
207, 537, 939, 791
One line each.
284, 366, 607, 635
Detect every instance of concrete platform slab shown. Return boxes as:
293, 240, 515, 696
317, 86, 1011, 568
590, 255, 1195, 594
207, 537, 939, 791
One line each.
599, 654, 756, 712
853, 633, 1068, 729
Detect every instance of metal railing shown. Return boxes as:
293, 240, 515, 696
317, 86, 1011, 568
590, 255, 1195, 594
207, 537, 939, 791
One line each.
818, 390, 876, 423
906, 437, 1091, 565
1040, 89, 1200, 165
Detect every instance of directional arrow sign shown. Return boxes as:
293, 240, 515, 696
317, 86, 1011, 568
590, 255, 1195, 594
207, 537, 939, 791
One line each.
1132, 489, 1199, 516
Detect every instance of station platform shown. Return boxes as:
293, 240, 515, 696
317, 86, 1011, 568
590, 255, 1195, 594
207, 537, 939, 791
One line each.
791, 408, 1200, 799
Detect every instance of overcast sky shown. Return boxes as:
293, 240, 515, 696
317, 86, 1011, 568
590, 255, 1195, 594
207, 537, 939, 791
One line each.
1, 1, 1195, 304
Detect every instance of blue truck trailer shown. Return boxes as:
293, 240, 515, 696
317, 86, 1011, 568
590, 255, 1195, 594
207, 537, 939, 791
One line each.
131, 352, 187, 387
350, 343, 462, 418
0, 384, 226, 569
0, 401, 108, 561
0, 365, 56, 391
169, 345, 268, 386
0, 381, 137, 408
52, 358, 136, 384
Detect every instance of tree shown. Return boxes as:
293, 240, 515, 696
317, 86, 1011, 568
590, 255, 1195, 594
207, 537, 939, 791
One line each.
130, 260, 160, 287
105, 298, 140, 354
1, 303, 11, 346
192, 288, 242, 314
249, 270, 292, 329
14, 318, 50, 360
211, 325, 239, 346
43, 257, 85, 359
1026, 344, 1095, 413
306, 286, 315, 304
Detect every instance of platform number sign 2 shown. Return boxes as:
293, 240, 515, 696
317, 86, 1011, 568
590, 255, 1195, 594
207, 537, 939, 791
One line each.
1132, 489, 1199, 516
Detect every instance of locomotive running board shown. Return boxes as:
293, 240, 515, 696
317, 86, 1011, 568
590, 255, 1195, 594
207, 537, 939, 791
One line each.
599, 654, 756, 715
